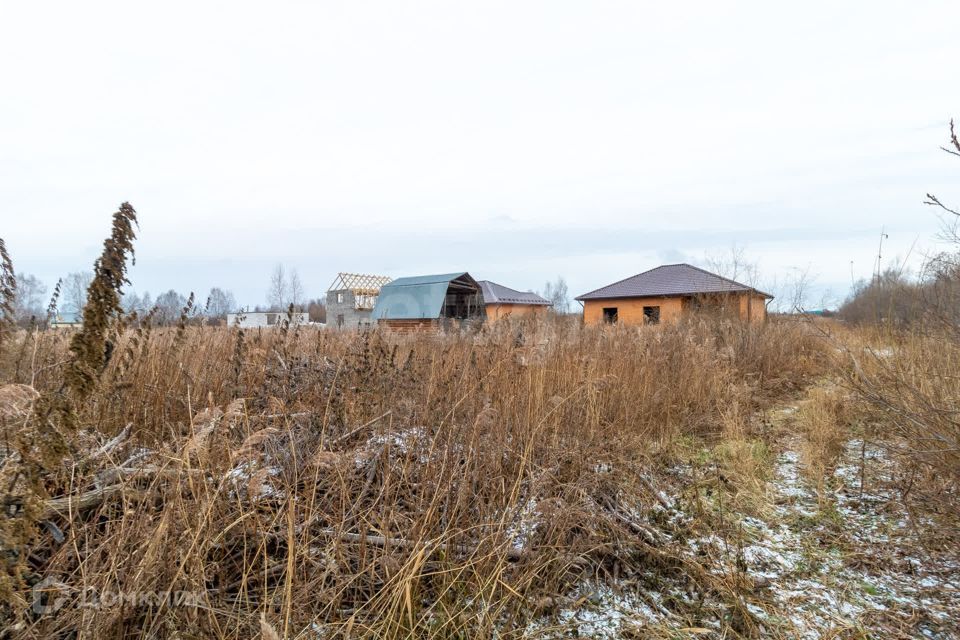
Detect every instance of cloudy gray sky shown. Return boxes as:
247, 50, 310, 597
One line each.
2, 1, 959, 310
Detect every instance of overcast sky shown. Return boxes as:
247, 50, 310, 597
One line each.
2, 1, 959, 310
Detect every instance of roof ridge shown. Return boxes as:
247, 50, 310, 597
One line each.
385, 272, 468, 286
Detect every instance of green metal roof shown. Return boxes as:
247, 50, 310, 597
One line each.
371, 272, 474, 320
386, 273, 468, 288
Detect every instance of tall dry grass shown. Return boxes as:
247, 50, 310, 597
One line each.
839, 325, 960, 509
0, 314, 827, 638
796, 385, 850, 499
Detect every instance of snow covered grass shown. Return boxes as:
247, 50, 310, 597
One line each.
527, 396, 959, 639
733, 436, 958, 638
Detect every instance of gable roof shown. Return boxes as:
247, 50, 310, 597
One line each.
478, 281, 552, 306
575, 264, 773, 301
372, 272, 480, 320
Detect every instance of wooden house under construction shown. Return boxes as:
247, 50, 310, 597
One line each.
372, 272, 485, 331
326, 272, 393, 330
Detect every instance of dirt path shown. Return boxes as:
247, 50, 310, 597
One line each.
526, 397, 960, 639
742, 405, 959, 638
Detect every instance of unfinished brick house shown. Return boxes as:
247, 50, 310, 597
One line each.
576, 263, 772, 326
326, 273, 392, 330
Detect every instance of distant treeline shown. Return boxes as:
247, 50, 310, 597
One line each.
839, 258, 960, 332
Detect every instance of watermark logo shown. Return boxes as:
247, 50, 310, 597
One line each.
31, 577, 68, 615
31, 578, 202, 614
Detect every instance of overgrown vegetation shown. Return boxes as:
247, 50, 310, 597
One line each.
834, 118, 960, 503
0, 240, 15, 349
0, 204, 138, 604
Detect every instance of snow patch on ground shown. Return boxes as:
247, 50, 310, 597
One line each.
719, 438, 959, 638
353, 426, 430, 466
225, 462, 284, 499
529, 434, 958, 638
526, 584, 672, 639
506, 497, 540, 552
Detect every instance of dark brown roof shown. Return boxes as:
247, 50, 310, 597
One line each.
478, 280, 551, 306
575, 264, 773, 301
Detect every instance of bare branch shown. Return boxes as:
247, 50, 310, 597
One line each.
944, 118, 960, 157
925, 193, 960, 217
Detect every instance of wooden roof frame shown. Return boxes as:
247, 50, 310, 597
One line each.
327, 272, 393, 296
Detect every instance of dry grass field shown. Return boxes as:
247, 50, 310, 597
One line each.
0, 208, 957, 639
1, 313, 957, 639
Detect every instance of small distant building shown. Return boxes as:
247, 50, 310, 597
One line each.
50, 311, 82, 329
372, 272, 485, 331
226, 311, 308, 328
326, 273, 392, 330
478, 280, 552, 321
576, 263, 772, 326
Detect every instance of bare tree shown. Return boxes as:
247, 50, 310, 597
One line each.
62, 271, 93, 315
13, 272, 46, 325
703, 243, 760, 286
206, 287, 236, 321
542, 276, 570, 314
141, 291, 153, 314
306, 298, 326, 323
782, 265, 816, 313
920, 117, 960, 333
289, 269, 304, 311
154, 289, 186, 325
266, 264, 287, 311
122, 291, 143, 315
924, 118, 960, 220
922, 254, 960, 334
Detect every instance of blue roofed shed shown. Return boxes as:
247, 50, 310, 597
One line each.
372, 272, 485, 330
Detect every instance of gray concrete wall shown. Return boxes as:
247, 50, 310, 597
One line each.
326, 290, 374, 329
